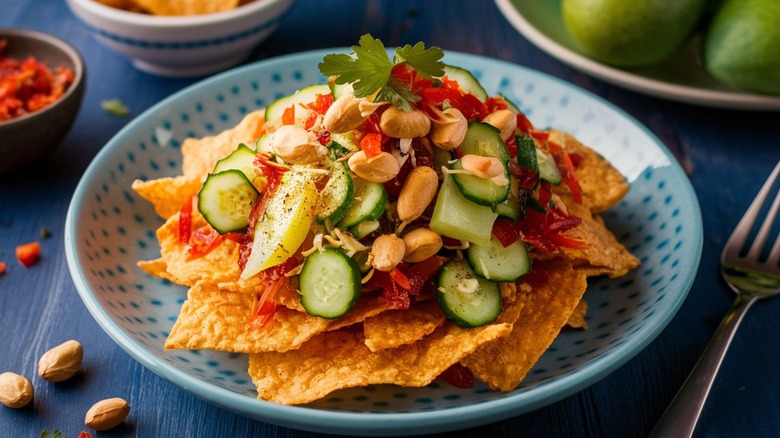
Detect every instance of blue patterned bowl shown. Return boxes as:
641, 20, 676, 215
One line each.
65, 49, 702, 436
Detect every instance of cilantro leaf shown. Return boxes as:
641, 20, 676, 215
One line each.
318, 33, 444, 111
395, 42, 445, 78
41, 430, 66, 438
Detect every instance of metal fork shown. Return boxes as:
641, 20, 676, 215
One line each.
650, 160, 780, 438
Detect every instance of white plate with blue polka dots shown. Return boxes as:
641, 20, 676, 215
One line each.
65, 49, 703, 436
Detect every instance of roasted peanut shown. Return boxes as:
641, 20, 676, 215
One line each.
460, 154, 509, 186
347, 150, 400, 183
370, 234, 406, 272
430, 107, 467, 150
85, 397, 130, 431
481, 109, 517, 140
270, 125, 328, 165
397, 166, 438, 222
402, 228, 443, 262
379, 106, 431, 138
0, 372, 33, 409
38, 339, 83, 382
323, 94, 385, 133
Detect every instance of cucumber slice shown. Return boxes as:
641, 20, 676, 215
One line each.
337, 176, 388, 229
299, 247, 361, 319
198, 170, 259, 234
494, 193, 519, 220
330, 131, 360, 152
430, 174, 497, 245
349, 220, 380, 239
213, 143, 263, 190
537, 148, 563, 185
329, 81, 354, 100
451, 122, 511, 207
467, 234, 530, 282
255, 134, 274, 155
316, 162, 355, 224
436, 258, 502, 328
515, 136, 539, 174
451, 159, 510, 207
265, 84, 332, 124
442, 65, 488, 102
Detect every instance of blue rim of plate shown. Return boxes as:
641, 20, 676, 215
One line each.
65, 48, 703, 435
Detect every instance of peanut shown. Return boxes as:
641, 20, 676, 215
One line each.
0, 372, 33, 409
402, 228, 443, 262
481, 109, 517, 140
397, 166, 439, 222
270, 125, 328, 165
460, 154, 509, 186
370, 234, 406, 272
430, 107, 467, 150
379, 106, 431, 138
85, 397, 130, 431
38, 339, 83, 382
323, 94, 385, 133
347, 150, 400, 183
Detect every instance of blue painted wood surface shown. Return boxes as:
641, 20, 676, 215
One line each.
1, 0, 779, 436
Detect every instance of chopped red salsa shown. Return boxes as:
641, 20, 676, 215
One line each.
0, 39, 75, 122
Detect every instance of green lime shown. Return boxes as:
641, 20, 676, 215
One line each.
704, 0, 780, 95
562, 0, 707, 67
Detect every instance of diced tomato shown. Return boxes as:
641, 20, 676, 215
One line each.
504, 134, 517, 159
390, 267, 411, 289
0, 261, 6, 275
186, 226, 224, 260
178, 196, 194, 244
547, 141, 582, 204
304, 111, 318, 130
438, 363, 474, 388
246, 258, 297, 329
530, 130, 549, 142
78, 431, 93, 438
485, 96, 509, 113
281, 105, 295, 125
15, 242, 40, 268
359, 132, 383, 158
404, 255, 448, 296
515, 113, 534, 135
492, 218, 522, 247
305, 93, 333, 115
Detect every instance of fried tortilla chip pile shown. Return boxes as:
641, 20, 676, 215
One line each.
133, 108, 638, 405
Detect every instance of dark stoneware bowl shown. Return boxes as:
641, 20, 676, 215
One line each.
0, 28, 85, 173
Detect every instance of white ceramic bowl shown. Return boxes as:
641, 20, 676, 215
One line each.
66, 0, 296, 77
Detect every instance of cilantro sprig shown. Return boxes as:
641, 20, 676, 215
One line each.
318, 34, 445, 111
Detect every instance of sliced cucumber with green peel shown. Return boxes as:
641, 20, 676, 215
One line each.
349, 220, 380, 239
213, 143, 262, 189
537, 148, 563, 185
330, 131, 360, 152
467, 234, 530, 282
299, 247, 361, 319
451, 122, 511, 207
265, 84, 332, 124
451, 159, 510, 207
442, 65, 488, 102
515, 136, 539, 174
337, 176, 388, 229
430, 174, 497, 245
436, 258, 502, 328
198, 170, 259, 234
316, 162, 354, 224
494, 192, 519, 220
255, 134, 274, 155
328, 81, 354, 100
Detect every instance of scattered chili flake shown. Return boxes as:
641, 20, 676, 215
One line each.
100, 99, 131, 117
16, 241, 41, 268
78, 431, 94, 438
0, 40, 75, 122
0, 261, 6, 275
40, 227, 52, 239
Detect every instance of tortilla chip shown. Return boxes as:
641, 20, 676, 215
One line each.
165, 281, 330, 353
133, 0, 239, 15
326, 294, 395, 331
132, 176, 201, 219
561, 198, 640, 278
137, 258, 177, 282
181, 110, 264, 181
154, 212, 242, 286
461, 260, 588, 391
248, 321, 512, 405
566, 299, 588, 330
549, 130, 630, 213
363, 300, 446, 352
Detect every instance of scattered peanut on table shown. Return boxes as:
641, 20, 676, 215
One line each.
85, 397, 130, 431
38, 339, 83, 382
0, 372, 34, 409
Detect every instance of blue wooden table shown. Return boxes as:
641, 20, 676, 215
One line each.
1, 1, 779, 437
